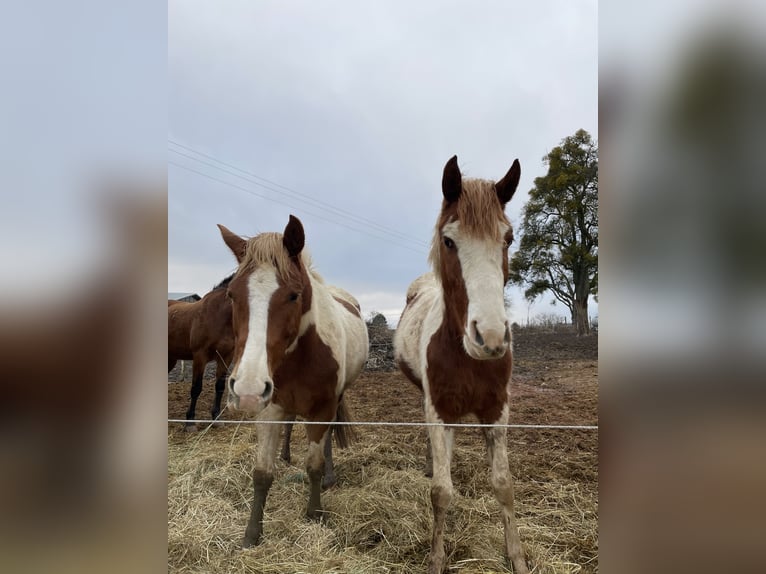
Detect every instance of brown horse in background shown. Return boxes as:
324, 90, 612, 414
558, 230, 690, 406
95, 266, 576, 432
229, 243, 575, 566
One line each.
168, 275, 234, 431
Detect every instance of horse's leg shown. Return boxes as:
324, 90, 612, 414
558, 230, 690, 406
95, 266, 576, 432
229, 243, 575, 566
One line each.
184, 356, 205, 432
280, 414, 297, 463
211, 359, 226, 426
322, 427, 336, 489
243, 403, 285, 548
419, 395, 434, 476
182, 359, 191, 382
304, 406, 334, 521
424, 434, 434, 477
426, 404, 454, 574
484, 405, 529, 574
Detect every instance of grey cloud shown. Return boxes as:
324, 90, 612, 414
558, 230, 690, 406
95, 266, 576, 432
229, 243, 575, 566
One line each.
169, 0, 597, 323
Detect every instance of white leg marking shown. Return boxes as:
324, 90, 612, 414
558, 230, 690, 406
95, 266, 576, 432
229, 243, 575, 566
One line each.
425, 396, 454, 574
486, 403, 528, 573
425, 396, 454, 494
255, 402, 286, 473
306, 435, 327, 473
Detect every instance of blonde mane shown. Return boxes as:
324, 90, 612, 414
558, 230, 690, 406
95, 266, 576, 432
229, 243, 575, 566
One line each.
237, 232, 313, 283
428, 178, 510, 272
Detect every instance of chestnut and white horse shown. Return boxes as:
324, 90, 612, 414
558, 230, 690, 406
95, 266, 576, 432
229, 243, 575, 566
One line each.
218, 215, 369, 548
394, 156, 529, 573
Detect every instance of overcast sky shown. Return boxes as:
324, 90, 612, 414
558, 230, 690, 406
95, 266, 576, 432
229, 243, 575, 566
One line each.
168, 0, 598, 326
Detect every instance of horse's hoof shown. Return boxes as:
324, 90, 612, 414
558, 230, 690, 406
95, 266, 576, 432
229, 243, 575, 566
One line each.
321, 476, 337, 490
242, 532, 262, 549
306, 508, 325, 522
427, 552, 446, 574
506, 556, 530, 574
280, 453, 291, 464
184, 424, 198, 433
212, 421, 223, 428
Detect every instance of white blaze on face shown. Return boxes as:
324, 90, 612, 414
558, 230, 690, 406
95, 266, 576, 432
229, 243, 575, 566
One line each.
231, 266, 279, 406
443, 220, 510, 359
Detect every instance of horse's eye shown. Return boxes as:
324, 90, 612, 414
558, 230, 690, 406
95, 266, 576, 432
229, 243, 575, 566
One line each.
289, 292, 299, 302
443, 237, 455, 249
226, 290, 233, 300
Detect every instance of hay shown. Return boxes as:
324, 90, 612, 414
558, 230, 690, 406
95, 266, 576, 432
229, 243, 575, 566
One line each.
168, 332, 599, 573
168, 419, 597, 574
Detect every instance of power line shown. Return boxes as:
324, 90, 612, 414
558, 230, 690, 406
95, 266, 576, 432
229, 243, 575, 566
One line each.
168, 140, 429, 246
167, 140, 430, 248
169, 160, 427, 256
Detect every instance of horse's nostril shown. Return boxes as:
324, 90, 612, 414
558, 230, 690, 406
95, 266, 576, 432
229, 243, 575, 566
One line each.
228, 377, 237, 395
474, 322, 485, 347
262, 380, 273, 399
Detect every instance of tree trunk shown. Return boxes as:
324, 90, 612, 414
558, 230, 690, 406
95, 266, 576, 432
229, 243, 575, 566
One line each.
573, 296, 590, 336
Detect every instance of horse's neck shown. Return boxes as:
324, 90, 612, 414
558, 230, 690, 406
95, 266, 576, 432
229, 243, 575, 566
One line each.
303, 272, 346, 345
437, 279, 468, 338
304, 272, 326, 325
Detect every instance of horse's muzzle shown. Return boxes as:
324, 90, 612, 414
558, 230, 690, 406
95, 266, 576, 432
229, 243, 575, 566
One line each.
229, 379, 274, 413
464, 321, 510, 359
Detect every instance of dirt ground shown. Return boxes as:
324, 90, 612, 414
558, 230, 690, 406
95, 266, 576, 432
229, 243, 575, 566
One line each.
168, 329, 598, 573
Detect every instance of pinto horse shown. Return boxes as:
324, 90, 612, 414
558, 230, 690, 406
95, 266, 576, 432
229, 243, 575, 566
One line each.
167, 276, 234, 431
394, 156, 529, 574
217, 216, 368, 548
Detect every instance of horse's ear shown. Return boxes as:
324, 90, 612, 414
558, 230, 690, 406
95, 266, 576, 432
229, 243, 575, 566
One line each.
442, 155, 462, 203
283, 215, 305, 258
217, 224, 247, 263
496, 159, 521, 205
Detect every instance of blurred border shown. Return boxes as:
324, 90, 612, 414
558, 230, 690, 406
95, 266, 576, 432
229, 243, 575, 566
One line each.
601, 1, 766, 572
0, 2, 166, 573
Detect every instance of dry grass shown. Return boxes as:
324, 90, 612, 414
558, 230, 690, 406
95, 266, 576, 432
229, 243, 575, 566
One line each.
168, 333, 597, 573
169, 422, 596, 573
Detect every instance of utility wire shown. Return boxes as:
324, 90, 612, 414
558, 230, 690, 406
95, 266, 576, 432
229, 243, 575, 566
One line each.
169, 160, 427, 256
168, 140, 429, 247
168, 418, 598, 430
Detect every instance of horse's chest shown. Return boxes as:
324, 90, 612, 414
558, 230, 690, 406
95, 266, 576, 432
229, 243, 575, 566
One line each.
426, 340, 511, 424
272, 325, 339, 413
275, 351, 338, 389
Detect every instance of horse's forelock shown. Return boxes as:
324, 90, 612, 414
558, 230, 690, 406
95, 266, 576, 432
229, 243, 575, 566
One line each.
237, 232, 307, 285
428, 178, 510, 273
456, 179, 509, 240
